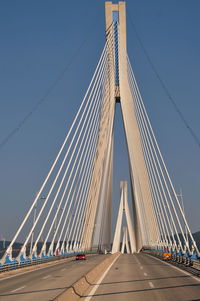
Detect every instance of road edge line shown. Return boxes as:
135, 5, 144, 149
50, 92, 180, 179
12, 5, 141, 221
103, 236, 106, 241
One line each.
54, 253, 120, 301
83, 253, 120, 301
145, 253, 200, 283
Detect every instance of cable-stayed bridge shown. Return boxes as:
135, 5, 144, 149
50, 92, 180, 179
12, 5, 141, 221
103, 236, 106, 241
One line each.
0, 2, 200, 300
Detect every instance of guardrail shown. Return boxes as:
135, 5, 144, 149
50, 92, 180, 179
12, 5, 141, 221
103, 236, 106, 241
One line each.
0, 251, 97, 274
143, 250, 200, 277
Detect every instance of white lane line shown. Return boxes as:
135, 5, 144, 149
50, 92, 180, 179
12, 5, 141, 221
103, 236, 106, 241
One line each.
84, 254, 121, 301
61, 268, 66, 271
145, 253, 200, 283
0, 258, 73, 282
140, 266, 143, 270
10, 286, 26, 293
143, 272, 147, 276
149, 281, 154, 288
42, 275, 51, 279
133, 254, 141, 265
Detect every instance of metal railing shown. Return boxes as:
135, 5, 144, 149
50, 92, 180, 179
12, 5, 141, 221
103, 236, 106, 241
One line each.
0, 250, 97, 274
143, 250, 200, 277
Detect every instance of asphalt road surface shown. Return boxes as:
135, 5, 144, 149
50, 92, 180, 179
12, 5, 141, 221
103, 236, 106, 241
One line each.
0, 254, 105, 301
84, 253, 200, 301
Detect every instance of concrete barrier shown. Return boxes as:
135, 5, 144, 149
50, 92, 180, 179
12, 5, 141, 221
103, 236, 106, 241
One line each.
54, 253, 120, 301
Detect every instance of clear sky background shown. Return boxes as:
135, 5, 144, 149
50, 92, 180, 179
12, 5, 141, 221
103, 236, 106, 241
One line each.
0, 0, 200, 241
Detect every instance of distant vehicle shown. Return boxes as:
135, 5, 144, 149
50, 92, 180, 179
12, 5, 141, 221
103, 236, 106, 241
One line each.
76, 254, 86, 260
163, 252, 172, 261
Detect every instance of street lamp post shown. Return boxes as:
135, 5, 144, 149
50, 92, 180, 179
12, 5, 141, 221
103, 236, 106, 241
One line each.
30, 195, 46, 256
177, 188, 189, 246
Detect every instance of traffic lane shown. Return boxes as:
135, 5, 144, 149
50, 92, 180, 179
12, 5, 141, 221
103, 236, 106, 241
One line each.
86, 253, 200, 301
0, 255, 78, 293
0, 254, 106, 301
0, 254, 100, 289
86, 254, 152, 301
136, 253, 200, 301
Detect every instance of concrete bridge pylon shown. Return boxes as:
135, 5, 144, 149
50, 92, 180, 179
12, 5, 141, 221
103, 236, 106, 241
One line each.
112, 181, 136, 254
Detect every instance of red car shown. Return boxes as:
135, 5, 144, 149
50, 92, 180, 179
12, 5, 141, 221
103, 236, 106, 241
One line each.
76, 254, 86, 260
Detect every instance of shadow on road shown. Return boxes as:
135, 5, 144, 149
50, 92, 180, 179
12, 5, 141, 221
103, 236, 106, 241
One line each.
98, 275, 191, 286
83, 283, 200, 298
0, 286, 69, 297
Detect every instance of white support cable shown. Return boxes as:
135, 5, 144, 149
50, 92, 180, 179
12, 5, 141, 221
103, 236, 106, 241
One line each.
60, 105, 101, 253
136, 142, 158, 245
76, 71, 116, 251
53, 71, 107, 253
146, 168, 166, 242
79, 48, 116, 251
131, 169, 150, 247
127, 61, 183, 248
13, 45, 109, 260
21, 45, 109, 252
61, 32, 115, 251
43, 56, 108, 255
61, 49, 112, 248
128, 66, 173, 247
133, 113, 161, 246
38, 87, 101, 256
128, 61, 177, 248
2, 44, 108, 263
134, 106, 171, 246
148, 176, 168, 246
68, 122, 104, 249
54, 112, 100, 253
127, 64, 162, 242
84, 76, 116, 249
61, 89, 106, 252
134, 171, 152, 245
81, 91, 115, 251
69, 69, 114, 250
98, 141, 113, 250
69, 118, 101, 251
10, 23, 116, 260
67, 134, 104, 250
127, 57, 190, 251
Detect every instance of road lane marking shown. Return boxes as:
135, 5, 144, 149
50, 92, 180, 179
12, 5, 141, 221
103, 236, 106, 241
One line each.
143, 272, 147, 276
61, 268, 66, 271
149, 281, 154, 288
42, 275, 51, 279
0, 257, 76, 282
84, 254, 121, 301
10, 286, 26, 293
145, 253, 200, 283
133, 254, 141, 265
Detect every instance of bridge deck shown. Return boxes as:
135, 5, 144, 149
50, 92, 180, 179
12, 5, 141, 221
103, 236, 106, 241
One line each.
0, 254, 105, 301
1, 253, 200, 301
86, 253, 200, 301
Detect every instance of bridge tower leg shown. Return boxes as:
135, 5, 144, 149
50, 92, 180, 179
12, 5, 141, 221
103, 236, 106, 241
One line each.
105, 2, 159, 251
112, 181, 136, 254
81, 1, 159, 253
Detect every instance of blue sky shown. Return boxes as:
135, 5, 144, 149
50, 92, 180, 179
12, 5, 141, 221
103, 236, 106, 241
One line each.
0, 0, 200, 240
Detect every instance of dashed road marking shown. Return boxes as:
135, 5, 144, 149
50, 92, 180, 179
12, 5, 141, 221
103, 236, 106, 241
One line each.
42, 275, 51, 279
134, 255, 141, 265
10, 286, 26, 293
145, 253, 200, 283
0, 257, 75, 282
84, 254, 120, 301
149, 281, 154, 288
144, 272, 147, 276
